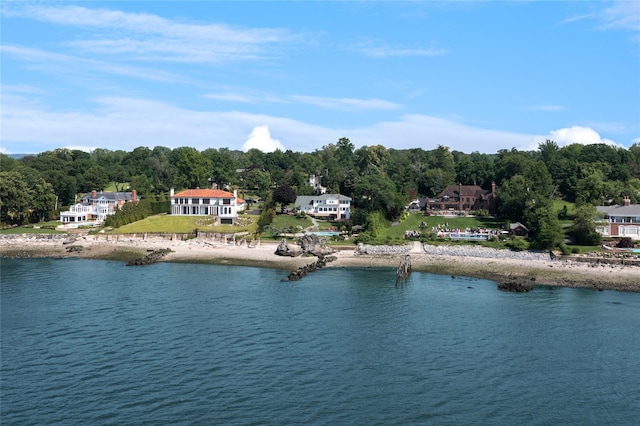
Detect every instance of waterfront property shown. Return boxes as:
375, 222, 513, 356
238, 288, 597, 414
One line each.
426, 183, 496, 214
170, 188, 245, 224
295, 194, 352, 220
60, 190, 138, 226
596, 196, 640, 240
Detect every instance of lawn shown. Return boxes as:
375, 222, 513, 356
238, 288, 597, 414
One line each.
270, 214, 312, 231
0, 225, 66, 235
104, 181, 131, 192
110, 214, 257, 234
378, 213, 504, 241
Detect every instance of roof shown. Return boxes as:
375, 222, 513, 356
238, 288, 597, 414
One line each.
82, 191, 134, 201
437, 184, 493, 199
172, 189, 236, 199
596, 204, 640, 217
510, 221, 529, 231
294, 194, 352, 209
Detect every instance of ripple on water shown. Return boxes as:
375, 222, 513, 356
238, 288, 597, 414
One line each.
2, 259, 639, 425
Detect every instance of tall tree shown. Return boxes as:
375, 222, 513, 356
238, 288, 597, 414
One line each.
170, 147, 213, 189
0, 171, 33, 224
272, 184, 297, 213
31, 178, 57, 222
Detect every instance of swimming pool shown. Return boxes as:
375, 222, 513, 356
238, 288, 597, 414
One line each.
306, 231, 340, 237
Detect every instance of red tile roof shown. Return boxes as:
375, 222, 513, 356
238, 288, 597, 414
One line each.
172, 189, 235, 198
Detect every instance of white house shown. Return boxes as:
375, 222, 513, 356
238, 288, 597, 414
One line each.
308, 174, 326, 195
295, 194, 351, 220
170, 188, 245, 224
60, 190, 137, 226
596, 196, 640, 240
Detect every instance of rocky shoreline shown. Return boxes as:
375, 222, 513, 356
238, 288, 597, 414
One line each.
1, 234, 639, 292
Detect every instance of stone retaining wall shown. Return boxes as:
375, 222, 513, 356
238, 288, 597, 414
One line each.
422, 244, 551, 261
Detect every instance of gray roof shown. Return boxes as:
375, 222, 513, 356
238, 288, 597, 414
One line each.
295, 194, 351, 209
596, 204, 640, 217
509, 221, 529, 231
82, 191, 134, 202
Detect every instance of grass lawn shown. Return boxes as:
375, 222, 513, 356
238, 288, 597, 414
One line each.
270, 214, 312, 230
110, 214, 257, 234
378, 213, 504, 241
104, 182, 131, 192
0, 225, 66, 235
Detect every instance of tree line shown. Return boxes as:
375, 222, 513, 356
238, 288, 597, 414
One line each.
1, 138, 639, 248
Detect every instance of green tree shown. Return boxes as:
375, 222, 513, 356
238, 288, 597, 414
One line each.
353, 173, 404, 220
244, 169, 273, 198
525, 200, 564, 250
0, 171, 33, 224
575, 170, 606, 205
570, 204, 602, 246
31, 178, 57, 222
171, 147, 213, 189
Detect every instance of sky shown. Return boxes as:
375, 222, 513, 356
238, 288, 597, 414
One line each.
1, 1, 639, 155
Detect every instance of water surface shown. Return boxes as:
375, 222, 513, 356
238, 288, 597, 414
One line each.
2, 258, 639, 424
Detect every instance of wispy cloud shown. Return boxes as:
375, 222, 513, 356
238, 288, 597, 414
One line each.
599, 1, 640, 31
2, 95, 568, 154
289, 95, 402, 111
348, 41, 447, 58
561, 1, 640, 32
204, 90, 402, 111
1, 45, 190, 84
2, 5, 298, 63
527, 105, 566, 112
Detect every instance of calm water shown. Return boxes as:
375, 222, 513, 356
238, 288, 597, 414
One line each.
1, 258, 639, 425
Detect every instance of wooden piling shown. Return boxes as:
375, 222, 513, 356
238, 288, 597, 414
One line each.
396, 254, 412, 284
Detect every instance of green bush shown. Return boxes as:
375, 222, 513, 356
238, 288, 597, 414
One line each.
571, 247, 580, 254
505, 237, 529, 251
558, 242, 572, 255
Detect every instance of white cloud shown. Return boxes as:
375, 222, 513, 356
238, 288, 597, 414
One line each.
289, 95, 402, 111
3, 5, 296, 63
1, 45, 189, 84
527, 105, 566, 112
349, 41, 447, 58
599, 1, 640, 31
520, 126, 624, 151
0, 94, 627, 155
561, 1, 640, 33
547, 126, 618, 146
241, 126, 285, 153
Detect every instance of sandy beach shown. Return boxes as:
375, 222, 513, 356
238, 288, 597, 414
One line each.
1, 235, 639, 292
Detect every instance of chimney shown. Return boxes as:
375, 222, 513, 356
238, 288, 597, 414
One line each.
91, 190, 97, 198
458, 183, 462, 211
491, 181, 496, 197
132, 189, 137, 202
623, 196, 631, 207
233, 189, 238, 199
170, 187, 174, 197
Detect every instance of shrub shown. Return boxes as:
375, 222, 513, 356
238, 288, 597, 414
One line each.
616, 237, 635, 249
571, 247, 580, 254
505, 237, 529, 251
558, 242, 572, 255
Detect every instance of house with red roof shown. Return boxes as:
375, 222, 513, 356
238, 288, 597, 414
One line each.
170, 187, 245, 224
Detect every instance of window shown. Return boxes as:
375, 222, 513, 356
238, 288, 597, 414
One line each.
223, 198, 231, 205
203, 198, 210, 205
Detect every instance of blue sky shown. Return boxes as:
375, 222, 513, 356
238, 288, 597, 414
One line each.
1, 1, 639, 154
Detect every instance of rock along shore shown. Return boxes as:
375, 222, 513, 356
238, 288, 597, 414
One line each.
1, 235, 639, 292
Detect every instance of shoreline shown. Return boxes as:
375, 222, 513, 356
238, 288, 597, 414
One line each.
1, 237, 639, 292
